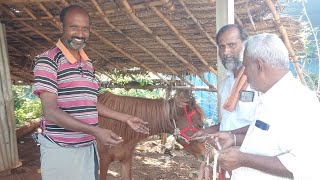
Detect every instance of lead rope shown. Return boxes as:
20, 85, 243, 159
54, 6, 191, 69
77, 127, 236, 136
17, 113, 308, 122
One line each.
203, 137, 221, 180
172, 119, 190, 145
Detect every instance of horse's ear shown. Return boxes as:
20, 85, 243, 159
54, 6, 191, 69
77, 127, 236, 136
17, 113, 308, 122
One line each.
176, 91, 186, 100
174, 89, 193, 102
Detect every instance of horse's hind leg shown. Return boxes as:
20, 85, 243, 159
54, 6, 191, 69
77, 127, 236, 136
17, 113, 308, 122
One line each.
120, 158, 133, 180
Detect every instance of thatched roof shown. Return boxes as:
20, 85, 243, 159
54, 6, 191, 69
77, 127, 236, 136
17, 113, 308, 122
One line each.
0, 0, 304, 89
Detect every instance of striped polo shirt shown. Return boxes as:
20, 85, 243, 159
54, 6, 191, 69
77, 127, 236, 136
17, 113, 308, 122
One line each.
33, 39, 99, 147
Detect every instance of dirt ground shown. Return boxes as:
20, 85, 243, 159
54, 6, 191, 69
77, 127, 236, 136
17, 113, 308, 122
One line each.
0, 133, 202, 180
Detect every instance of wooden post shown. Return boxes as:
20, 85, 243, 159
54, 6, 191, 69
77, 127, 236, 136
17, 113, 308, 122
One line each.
161, 87, 171, 148
216, 0, 234, 123
0, 23, 20, 173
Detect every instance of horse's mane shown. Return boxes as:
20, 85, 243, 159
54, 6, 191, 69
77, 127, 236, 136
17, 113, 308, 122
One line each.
98, 92, 173, 140
98, 91, 206, 141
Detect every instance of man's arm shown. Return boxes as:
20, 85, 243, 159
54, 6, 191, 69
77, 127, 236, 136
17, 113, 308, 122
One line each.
241, 153, 293, 178
96, 101, 149, 134
40, 92, 123, 145
190, 124, 220, 140
228, 125, 249, 146
229, 125, 249, 134
219, 147, 293, 178
97, 101, 133, 122
203, 124, 220, 134
191, 124, 250, 144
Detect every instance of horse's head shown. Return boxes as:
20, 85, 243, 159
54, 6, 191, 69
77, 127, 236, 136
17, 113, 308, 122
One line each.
170, 90, 208, 158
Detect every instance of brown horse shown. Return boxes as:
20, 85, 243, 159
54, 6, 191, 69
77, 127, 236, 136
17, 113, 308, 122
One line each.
97, 90, 207, 180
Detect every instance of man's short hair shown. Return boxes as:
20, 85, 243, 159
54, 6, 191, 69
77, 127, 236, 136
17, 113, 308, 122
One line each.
60, 5, 88, 24
244, 33, 289, 69
216, 24, 248, 43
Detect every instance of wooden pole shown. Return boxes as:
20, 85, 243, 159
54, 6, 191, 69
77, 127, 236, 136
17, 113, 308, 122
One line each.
265, 0, 306, 85
121, 0, 215, 89
100, 84, 217, 92
178, 0, 217, 47
91, 0, 193, 86
0, 23, 19, 173
161, 87, 171, 149
150, 5, 217, 74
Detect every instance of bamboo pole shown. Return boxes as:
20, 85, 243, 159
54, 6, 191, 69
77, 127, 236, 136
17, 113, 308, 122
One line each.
0, 23, 19, 173
37, 2, 60, 28
100, 84, 217, 92
0, 23, 11, 172
161, 86, 172, 148
121, 0, 215, 89
264, 0, 306, 85
0, 80, 9, 172
9, 35, 42, 56
0, 0, 164, 21
177, 0, 217, 47
0, 0, 55, 3
90, 29, 169, 85
23, 5, 59, 30
235, 14, 244, 27
149, 5, 217, 75
162, 0, 175, 11
1, 5, 54, 44
9, 27, 47, 51
2, 23, 19, 170
90, 0, 193, 86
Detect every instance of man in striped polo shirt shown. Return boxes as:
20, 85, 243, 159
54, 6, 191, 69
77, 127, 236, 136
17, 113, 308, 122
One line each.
33, 5, 149, 180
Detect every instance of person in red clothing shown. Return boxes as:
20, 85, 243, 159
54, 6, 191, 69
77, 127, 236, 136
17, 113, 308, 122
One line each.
33, 5, 149, 180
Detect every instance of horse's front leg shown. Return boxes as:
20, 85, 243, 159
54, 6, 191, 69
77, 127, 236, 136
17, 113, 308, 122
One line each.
120, 157, 133, 180
98, 145, 111, 180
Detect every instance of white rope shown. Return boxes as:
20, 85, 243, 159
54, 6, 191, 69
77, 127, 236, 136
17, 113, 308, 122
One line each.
202, 138, 221, 180
211, 152, 219, 180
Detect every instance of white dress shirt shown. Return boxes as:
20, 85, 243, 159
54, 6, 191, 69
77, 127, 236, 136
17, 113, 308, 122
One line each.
218, 72, 258, 131
232, 72, 320, 180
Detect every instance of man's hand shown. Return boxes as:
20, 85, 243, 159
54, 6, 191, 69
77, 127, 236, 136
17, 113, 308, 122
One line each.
190, 125, 219, 142
126, 116, 149, 134
190, 124, 220, 142
208, 132, 234, 149
94, 127, 124, 146
218, 147, 244, 171
190, 129, 209, 142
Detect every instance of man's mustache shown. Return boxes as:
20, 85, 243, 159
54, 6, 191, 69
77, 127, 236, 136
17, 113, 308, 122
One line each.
223, 54, 235, 59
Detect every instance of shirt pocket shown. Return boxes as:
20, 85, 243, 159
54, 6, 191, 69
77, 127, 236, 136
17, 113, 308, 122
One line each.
244, 124, 279, 156
236, 101, 256, 122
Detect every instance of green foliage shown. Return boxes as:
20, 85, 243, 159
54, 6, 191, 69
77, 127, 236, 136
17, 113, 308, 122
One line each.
103, 72, 154, 87
98, 72, 164, 98
12, 85, 42, 127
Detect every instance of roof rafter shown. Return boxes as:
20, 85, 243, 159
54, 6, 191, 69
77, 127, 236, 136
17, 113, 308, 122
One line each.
149, 5, 217, 75
120, 0, 215, 89
91, 0, 193, 86
90, 29, 170, 85
264, 0, 306, 85
177, 0, 217, 47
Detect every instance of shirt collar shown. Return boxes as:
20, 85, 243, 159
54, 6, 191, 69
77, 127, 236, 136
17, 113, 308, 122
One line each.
259, 72, 292, 104
56, 39, 89, 64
